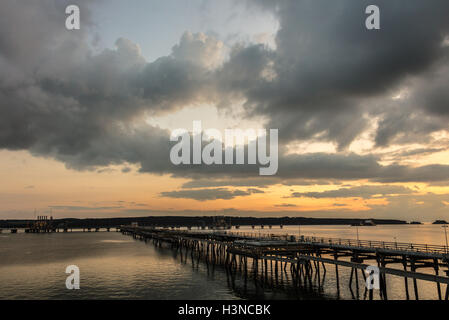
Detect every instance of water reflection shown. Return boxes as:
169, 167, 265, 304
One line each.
0, 225, 447, 300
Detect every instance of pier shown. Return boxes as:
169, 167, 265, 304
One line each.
1, 227, 121, 233
121, 226, 449, 300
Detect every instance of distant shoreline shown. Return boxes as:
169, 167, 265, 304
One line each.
0, 216, 407, 229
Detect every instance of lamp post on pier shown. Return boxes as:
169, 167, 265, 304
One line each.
443, 225, 448, 254
351, 224, 360, 245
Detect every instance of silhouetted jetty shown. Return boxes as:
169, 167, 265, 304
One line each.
121, 226, 449, 300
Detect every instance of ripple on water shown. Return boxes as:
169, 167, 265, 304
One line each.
99, 240, 133, 243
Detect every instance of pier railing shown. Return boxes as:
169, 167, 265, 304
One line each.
221, 231, 449, 255
302, 236, 449, 255
128, 227, 449, 255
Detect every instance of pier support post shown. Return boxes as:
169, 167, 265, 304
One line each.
402, 256, 410, 300
411, 259, 419, 300
434, 258, 442, 300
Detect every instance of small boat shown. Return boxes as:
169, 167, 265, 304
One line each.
363, 220, 376, 226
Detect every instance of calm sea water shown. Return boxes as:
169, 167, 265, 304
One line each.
0, 224, 447, 300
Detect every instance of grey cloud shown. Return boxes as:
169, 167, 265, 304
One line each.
49, 205, 124, 211
122, 207, 355, 218
172, 32, 224, 69
366, 193, 449, 221
375, 164, 449, 183
160, 188, 263, 201
392, 148, 446, 158
121, 167, 132, 173
274, 203, 297, 208
181, 178, 277, 189
224, 0, 449, 148
291, 185, 415, 199
374, 60, 449, 146
181, 177, 339, 189
1, 0, 449, 188
277, 153, 449, 184
281, 179, 341, 186
333, 204, 347, 207
0, 1, 216, 172
374, 102, 447, 147
247, 188, 265, 194
150, 149, 449, 185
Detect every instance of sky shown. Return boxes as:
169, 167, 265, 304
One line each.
1, 0, 449, 221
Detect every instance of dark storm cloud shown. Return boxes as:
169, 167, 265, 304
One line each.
279, 154, 449, 183
373, 59, 449, 146
374, 164, 449, 183
225, 0, 449, 148
1, 0, 449, 187
162, 151, 449, 184
0, 1, 217, 172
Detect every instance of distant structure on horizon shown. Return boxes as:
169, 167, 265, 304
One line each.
351, 219, 376, 227
25, 215, 56, 233
433, 220, 449, 225
210, 216, 232, 230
